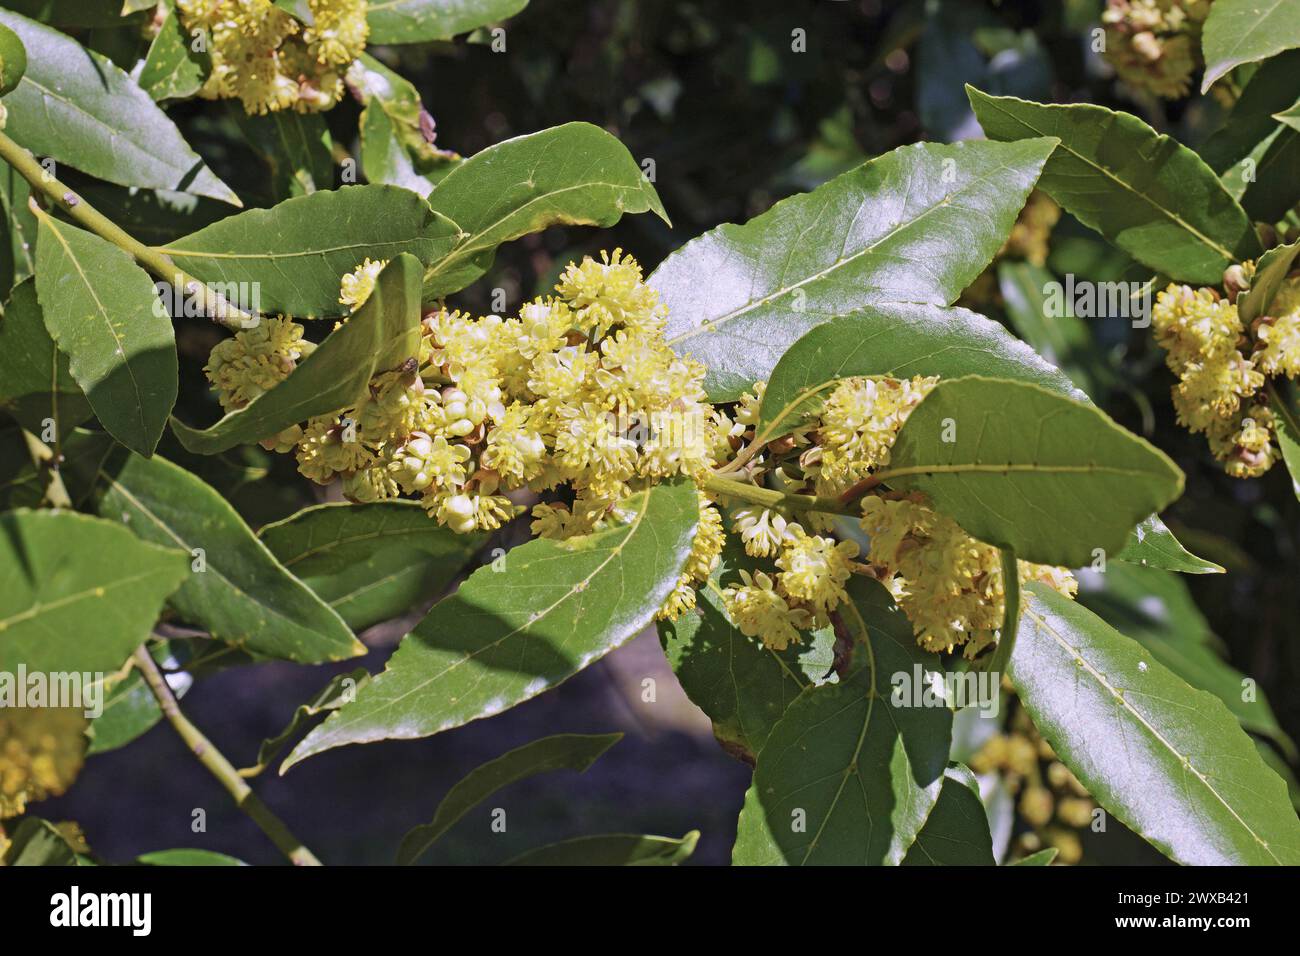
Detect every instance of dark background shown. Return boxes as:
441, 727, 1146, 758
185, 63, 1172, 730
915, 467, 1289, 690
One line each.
33, 0, 1300, 864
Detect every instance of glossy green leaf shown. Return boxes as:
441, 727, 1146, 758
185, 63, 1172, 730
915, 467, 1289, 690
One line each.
882, 376, 1184, 567
34, 213, 177, 456
0, 278, 91, 433
235, 110, 334, 199
659, 542, 837, 759
259, 501, 483, 631
0, 509, 187, 673
161, 186, 456, 318
137, 3, 208, 102
171, 253, 424, 454
136, 849, 246, 866
1199, 52, 1300, 222
367, 0, 529, 44
755, 302, 1082, 449
1239, 240, 1300, 325
0, 10, 238, 205
350, 53, 458, 184
901, 764, 995, 865
2, 818, 78, 866
95, 450, 364, 663
0, 21, 26, 95
242, 669, 371, 776
1009, 584, 1300, 865
1114, 514, 1224, 574
506, 831, 699, 866
1201, 0, 1300, 92
655, 138, 1057, 402
1076, 562, 1293, 756
397, 732, 622, 864
422, 122, 668, 298
732, 577, 952, 865
283, 479, 699, 770
968, 87, 1260, 284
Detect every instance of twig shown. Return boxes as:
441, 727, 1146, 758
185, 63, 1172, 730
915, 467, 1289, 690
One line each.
131, 645, 323, 866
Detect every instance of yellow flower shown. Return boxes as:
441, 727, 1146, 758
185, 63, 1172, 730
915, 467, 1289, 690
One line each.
775, 530, 858, 616
339, 257, 388, 310
721, 570, 812, 651
657, 493, 725, 621
556, 249, 666, 337
204, 316, 310, 410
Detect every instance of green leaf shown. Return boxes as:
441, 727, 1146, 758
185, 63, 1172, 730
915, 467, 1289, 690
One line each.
968, 87, 1260, 284
0, 277, 91, 434
2, 818, 78, 866
361, 102, 434, 199
171, 253, 424, 454
659, 542, 837, 759
755, 302, 1082, 449
0, 21, 27, 95
1076, 562, 1294, 757
1008, 847, 1057, 866
0, 157, 38, 289
136, 849, 246, 866
397, 732, 622, 865
242, 668, 371, 776
732, 577, 953, 865
258, 501, 484, 631
34, 213, 177, 456
655, 138, 1057, 402
901, 764, 995, 865
1199, 52, 1300, 222
881, 375, 1184, 567
1268, 380, 1300, 501
1009, 583, 1300, 865
137, 3, 208, 102
1276, 101, 1300, 131
283, 479, 699, 770
0, 10, 239, 205
1115, 514, 1225, 574
1239, 240, 1300, 325
0, 509, 188, 673
95, 450, 364, 663
506, 831, 699, 866
235, 110, 334, 199
161, 185, 456, 318
1201, 0, 1300, 93
422, 122, 668, 298
367, 0, 529, 44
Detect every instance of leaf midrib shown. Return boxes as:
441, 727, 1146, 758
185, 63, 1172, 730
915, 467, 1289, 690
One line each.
1023, 601, 1282, 864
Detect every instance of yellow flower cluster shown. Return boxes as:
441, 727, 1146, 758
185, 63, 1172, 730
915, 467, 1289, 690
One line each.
0, 707, 87, 819
1152, 272, 1300, 478
972, 692, 1096, 864
177, 0, 369, 114
204, 249, 1079, 653
1101, 0, 1211, 100
861, 494, 1077, 657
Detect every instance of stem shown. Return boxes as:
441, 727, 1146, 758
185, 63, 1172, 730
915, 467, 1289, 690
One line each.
987, 548, 1020, 675
131, 646, 323, 866
21, 428, 72, 509
0, 129, 248, 331
701, 473, 863, 518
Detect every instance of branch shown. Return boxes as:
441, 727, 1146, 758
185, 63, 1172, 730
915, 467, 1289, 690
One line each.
701, 473, 862, 518
21, 428, 72, 509
0, 129, 249, 331
131, 645, 323, 866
